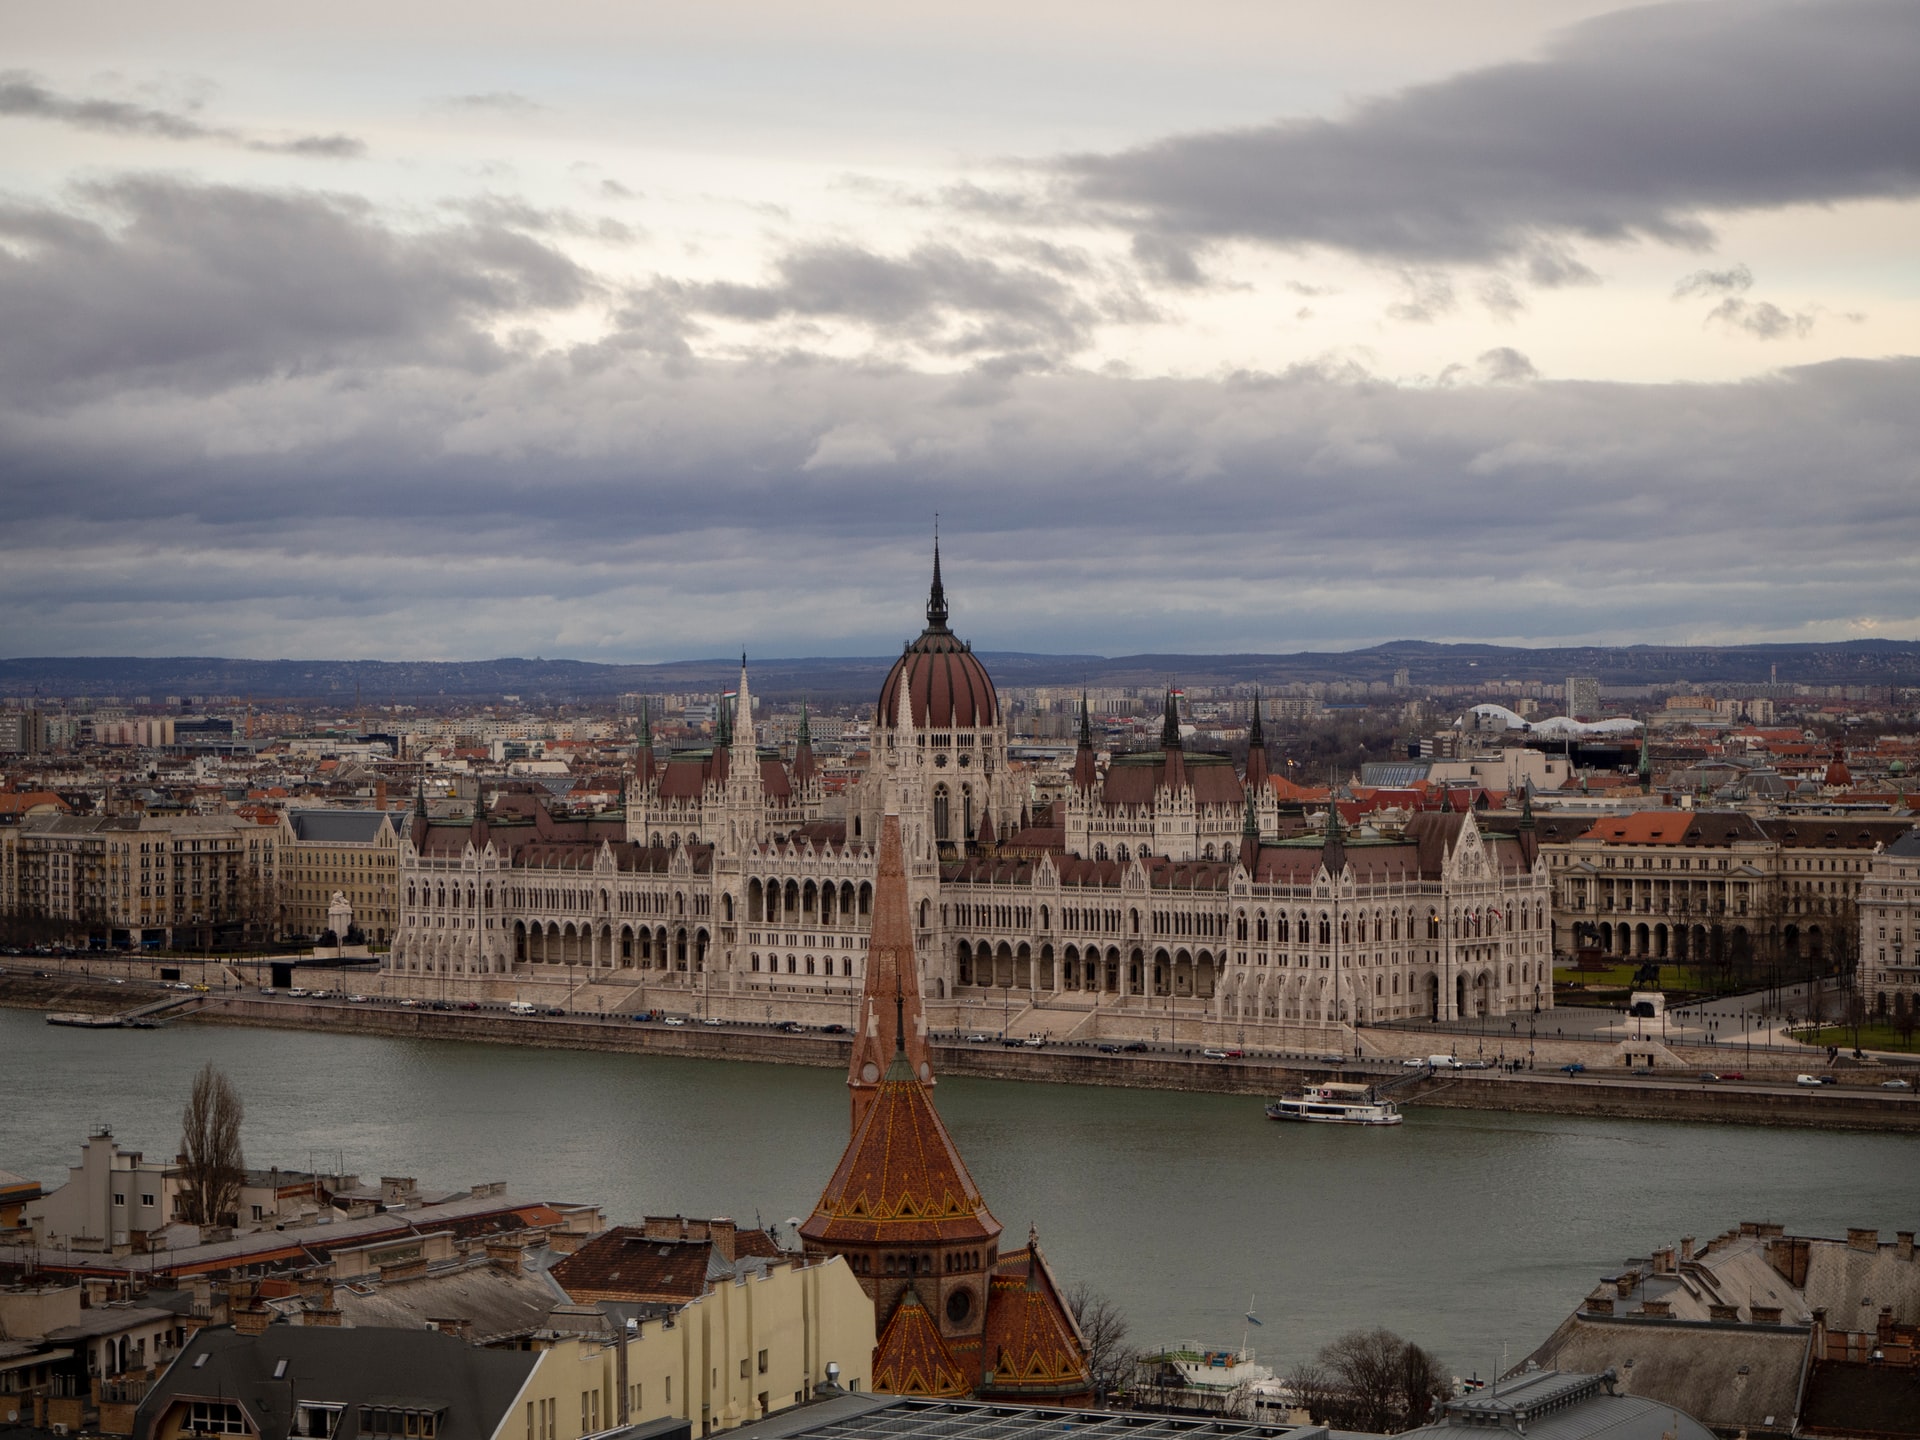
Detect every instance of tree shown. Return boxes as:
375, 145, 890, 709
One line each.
1290, 1328, 1450, 1434
178, 1063, 245, 1227
1063, 1282, 1134, 1401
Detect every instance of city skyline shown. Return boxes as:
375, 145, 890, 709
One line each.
3, 0, 1917, 662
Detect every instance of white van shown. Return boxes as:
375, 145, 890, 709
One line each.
1428, 1055, 1466, 1070
507, 1001, 537, 1016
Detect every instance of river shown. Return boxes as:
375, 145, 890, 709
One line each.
3, 1009, 1914, 1379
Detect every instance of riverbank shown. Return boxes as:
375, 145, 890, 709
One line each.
6, 970, 1917, 1132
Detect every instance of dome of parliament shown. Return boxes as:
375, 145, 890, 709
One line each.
877, 546, 998, 732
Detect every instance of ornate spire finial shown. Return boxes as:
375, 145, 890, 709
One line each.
1161, 688, 1181, 749
414, 772, 428, 819
1249, 688, 1265, 746
797, 698, 811, 745
926, 526, 949, 630
638, 699, 652, 749
1079, 690, 1092, 747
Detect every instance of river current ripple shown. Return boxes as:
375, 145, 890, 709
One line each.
4, 1010, 1914, 1377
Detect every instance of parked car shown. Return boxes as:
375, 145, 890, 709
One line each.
702, 1016, 724, 1026
1881, 1078, 1911, 1090
1795, 1074, 1820, 1086
1096, 1043, 1120, 1054
965, 1033, 989, 1042
663, 1015, 686, 1026
1122, 1041, 1149, 1053
1201, 1047, 1229, 1059
1404, 1057, 1431, 1068
1560, 1062, 1586, 1075
347, 994, 370, 1003
780, 1020, 804, 1033
1719, 1071, 1744, 1080
1816, 1074, 1838, 1084
1022, 1036, 1045, 1048
823, 1023, 847, 1034
458, 999, 480, 1010
1699, 1072, 1721, 1082
1225, 1048, 1245, 1058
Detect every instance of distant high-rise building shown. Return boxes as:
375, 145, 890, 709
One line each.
1566, 675, 1601, 722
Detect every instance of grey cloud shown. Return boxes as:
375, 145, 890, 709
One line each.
1476, 347, 1537, 383
0, 177, 594, 397
1674, 263, 1754, 298
0, 70, 365, 158
2, 316, 1914, 657
1707, 297, 1813, 339
449, 194, 640, 243
667, 241, 1114, 361
1055, 0, 1920, 265
1386, 271, 1455, 324
1129, 232, 1207, 288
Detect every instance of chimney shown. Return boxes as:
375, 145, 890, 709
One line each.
1708, 1304, 1740, 1322
1615, 1275, 1637, 1299
1680, 1236, 1696, 1262
1897, 1231, 1914, 1262
431, 1317, 474, 1343
1751, 1305, 1783, 1325
485, 1238, 527, 1274
1653, 1247, 1675, 1275
1847, 1228, 1879, 1253
379, 1258, 429, 1283
1639, 1300, 1671, 1318
708, 1218, 737, 1264
1584, 1296, 1615, 1316
376, 781, 388, 811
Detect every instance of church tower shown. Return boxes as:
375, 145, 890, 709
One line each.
799, 809, 1092, 1404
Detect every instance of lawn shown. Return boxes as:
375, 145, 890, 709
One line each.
1794, 1022, 1920, 1053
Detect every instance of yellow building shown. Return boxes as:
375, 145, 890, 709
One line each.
280, 810, 402, 944
522, 1256, 874, 1438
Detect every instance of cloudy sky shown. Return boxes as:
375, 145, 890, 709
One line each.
3, 0, 1917, 662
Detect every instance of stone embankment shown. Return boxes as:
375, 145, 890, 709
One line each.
5, 970, 1917, 1132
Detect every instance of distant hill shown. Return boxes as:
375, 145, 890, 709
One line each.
2, 639, 1916, 706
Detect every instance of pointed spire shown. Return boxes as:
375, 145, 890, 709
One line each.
1161, 689, 1181, 749
470, 790, 489, 848
1520, 786, 1536, 829
926, 529, 949, 631
1072, 692, 1098, 791
845, 812, 934, 1127
1439, 782, 1454, 813
1244, 689, 1271, 790
1322, 798, 1346, 877
634, 701, 656, 786
793, 698, 818, 785
414, 772, 429, 819
733, 656, 756, 754
715, 689, 732, 747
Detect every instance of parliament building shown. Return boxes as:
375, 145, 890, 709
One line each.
388, 551, 1554, 1036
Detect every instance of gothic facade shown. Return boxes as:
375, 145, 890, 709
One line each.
388, 551, 1554, 1027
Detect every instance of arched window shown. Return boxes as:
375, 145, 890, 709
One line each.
934, 784, 951, 841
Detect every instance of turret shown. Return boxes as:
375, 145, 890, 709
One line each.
792, 700, 818, 785
1244, 690, 1271, 789
1071, 692, 1098, 791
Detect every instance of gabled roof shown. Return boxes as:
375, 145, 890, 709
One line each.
871, 1289, 969, 1399
977, 1237, 1091, 1402
288, 810, 397, 844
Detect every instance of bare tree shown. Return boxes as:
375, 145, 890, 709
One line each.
1395, 1339, 1452, 1428
1064, 1282, 1135, 1401
178, 1063, 245, 1227
1292, 1328, 1450, 1434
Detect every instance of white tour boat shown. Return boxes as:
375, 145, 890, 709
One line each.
1265, 1081, 1403, 1126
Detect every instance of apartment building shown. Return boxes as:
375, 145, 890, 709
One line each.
1860, 828, 1920, 1020
280, 809, 402, 943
